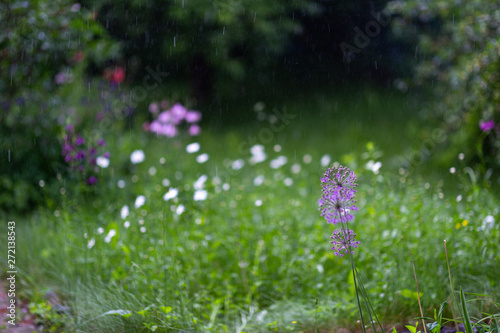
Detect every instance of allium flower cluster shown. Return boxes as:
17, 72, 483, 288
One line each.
145, 101, 202, 137
319, 165, 360, 257
62, 124, 109, 185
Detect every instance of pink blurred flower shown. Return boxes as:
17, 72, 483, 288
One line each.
170, 103, 187, 124
158, 111, 172, 123
143, 122, 151, 131
185, 110, 202, 123
149, 102, 159, 114
189, 124, 201, 136
160, 99, 169, 109
160, 124, 177, 137
150, 120, 162, 133
480, 120, 494, 132
55, 73, 66, 84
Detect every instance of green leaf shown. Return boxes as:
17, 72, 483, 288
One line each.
490, 316, 499, 333
405, 322, 418, 333
460, 288, 474, 333
392, 327, 398, 333
159, 306, 172, 314
103, 309, 132, 317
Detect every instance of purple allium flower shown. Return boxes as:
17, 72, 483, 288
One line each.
330, 229, 360, 257
318, 188, 358, 224
480, 120, 494, 132
89, 147, 97, 156
65, 154, 72, 163
97, 138, 106, 146
103, 151, 110, 158
87, 176, 98, 185
321, 165, 357, 194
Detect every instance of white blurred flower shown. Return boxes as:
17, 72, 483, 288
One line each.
255, 199, 263, 207
250, 144, 266, 164
254, 175, 265, 186
284, 178, 293, 186
96, 156, 110, 168
162, 178, 171, 187
270, 156, 287, 169
87, 238, 95, 249
450, 167, 456, 174
194, 175, 208, 190
480, 215, 495, 230
222, 183, 230, 191
196, 153, 209, 163
104, 229, 116, 243
124, 221, 130, 228
320, 155, 331, 167
303, 154, 312, 164
140, 227, 146, 233
291, 163, 301, 174
134, 195, 146, 208
130, 150, 145, 164
366, 160, 382, 174
176, 204, 185, 215
149, 167, 157, 176
186, 142, 200, 153
97, 227, 104, 234
117, 180, 126, 188
163, 188, 178, 201
232, 159, 245, 170
120, 205, 129, 219
194, 190, 208, 201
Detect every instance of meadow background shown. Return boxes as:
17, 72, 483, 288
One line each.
1, 0, 499, 332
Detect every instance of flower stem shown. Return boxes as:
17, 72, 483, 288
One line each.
444, 240, 461, 332
412, 260, 427, 333
349, 251, 366, 333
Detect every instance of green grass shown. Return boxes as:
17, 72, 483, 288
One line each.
2, 87, 499, 332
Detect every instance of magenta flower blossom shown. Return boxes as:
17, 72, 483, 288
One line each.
319, 165, 360, 257
480, 120, 494, 132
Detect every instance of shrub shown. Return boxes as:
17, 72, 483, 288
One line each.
0, 0, 121, 213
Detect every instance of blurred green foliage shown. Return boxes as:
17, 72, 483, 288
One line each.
388, 0, 500, 178
0, 0, 120, 214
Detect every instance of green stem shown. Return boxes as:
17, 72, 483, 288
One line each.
356, 267, 384, 332
349, 251, 366, 333
444, 240, 461, 332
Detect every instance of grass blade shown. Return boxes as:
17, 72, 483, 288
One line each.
460, 287, 474, 333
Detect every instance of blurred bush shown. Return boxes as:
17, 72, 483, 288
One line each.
80, 0, 320, 104
0, 0, 121, 214
388, 0, 500, 180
